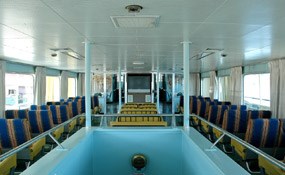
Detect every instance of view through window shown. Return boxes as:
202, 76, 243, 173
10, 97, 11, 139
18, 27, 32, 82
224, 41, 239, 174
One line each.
244, 73, 270, 110
5, 73, 34, 110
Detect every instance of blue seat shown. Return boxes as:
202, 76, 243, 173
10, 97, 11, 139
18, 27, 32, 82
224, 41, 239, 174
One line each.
248, 110, 272, 119
49, 105, 76, 134
0, 119, 45, 162
28, 110, 63, 142
232, 118, 280, 161
201, 105, 230, 137
5, 109, 29, 119
230, 105, 247, 111
30, 105, 50, 110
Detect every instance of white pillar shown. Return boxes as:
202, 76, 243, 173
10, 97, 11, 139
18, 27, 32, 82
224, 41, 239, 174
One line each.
183, 42, 191, 128
118, 68, 122, 111
104, 73, 107, 114
151, 73, 154, 103
172, 73, 175, 114
85, 40, 91, 128
124, 73, 128, 103
156, 71, 160, 113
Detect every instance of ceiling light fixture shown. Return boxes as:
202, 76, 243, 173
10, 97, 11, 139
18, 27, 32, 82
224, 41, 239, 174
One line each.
133, 61, 144, 65
110, 15, 160, 28
50, 48, 84, 60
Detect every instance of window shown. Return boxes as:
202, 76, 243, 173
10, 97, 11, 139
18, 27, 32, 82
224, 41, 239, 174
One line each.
68, 77, 76, 98
5, 73, 34, 110
218, 76, 231, 101
46, 76, 60, 102
201, 78, 210, 97
244, 74, 270, 110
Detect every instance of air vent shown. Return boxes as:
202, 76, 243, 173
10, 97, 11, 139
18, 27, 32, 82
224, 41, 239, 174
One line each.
110, 15, 160, 28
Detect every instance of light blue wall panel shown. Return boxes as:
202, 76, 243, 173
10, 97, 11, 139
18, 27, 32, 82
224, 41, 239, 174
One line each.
244, 63, 269, 74
6, 62, 34, 74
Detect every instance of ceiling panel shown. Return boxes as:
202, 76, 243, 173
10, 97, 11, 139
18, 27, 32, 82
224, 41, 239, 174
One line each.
0, 0, 284, 73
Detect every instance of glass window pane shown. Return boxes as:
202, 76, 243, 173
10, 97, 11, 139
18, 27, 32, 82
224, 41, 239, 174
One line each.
68, 78, 76, 98
201, 78, 210, 97
5, 73, 34, 110
243, 73, 270, 110
46, 76, 60, 101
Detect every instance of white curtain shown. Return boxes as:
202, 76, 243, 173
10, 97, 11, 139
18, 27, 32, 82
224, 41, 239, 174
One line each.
230, 67, 242, 105
270, 59, 285, 118
34, 67, 46, 105
269, 60, 279, 118
77, 73, 85, 96
0, 61, 6, 117
189, 73, 200, 96
209, 71, 218, 100
278, 60, 285, 118
219, 76, 231, 101
60, 71, 69, 99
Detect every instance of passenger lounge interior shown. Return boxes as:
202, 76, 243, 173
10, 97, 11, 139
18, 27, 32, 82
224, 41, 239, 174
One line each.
0, 1, 285, 175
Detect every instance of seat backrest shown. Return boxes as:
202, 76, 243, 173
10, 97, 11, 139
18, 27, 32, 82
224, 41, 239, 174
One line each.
208, 105, 230, 125
76, 99, 86, 114
0, 118, 31, 148
65, 102, 79, 117
190, 96, 197, 114
49, 105, 70, 124
91, 95, 99, 109
222, 110, 248, 133
197, 100, 214, 118
30, 105, 50, 110
248, 110, 272, 119
245, 118, 280, 148
277, 119, 285, 147
28, 110, 54, 133
217, 101, 231, 105
5, 109, 29, 119
47, 101, 61, 105
230, 105, 247, 111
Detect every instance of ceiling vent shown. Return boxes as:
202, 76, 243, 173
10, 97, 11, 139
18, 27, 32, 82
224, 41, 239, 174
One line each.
110, 15, 160, 28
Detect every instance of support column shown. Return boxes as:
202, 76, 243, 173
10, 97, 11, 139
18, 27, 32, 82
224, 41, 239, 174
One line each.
151, 73, 154, 103
156, 71, 160, 113
172, 73, 175, 114
104, 73, 107, 114
183, 42, 191, 128
124, 73, 128, 103
118, 68, 122, 111
85, 40, 91, 128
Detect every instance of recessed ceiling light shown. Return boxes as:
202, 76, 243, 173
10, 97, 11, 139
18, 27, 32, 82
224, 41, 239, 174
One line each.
133, 61, 144, 65
110, 15, 160, 28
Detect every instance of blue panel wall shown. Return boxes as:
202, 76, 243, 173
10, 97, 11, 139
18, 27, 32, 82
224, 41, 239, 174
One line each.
92, 129, 183, 175
49, 134, 93, 175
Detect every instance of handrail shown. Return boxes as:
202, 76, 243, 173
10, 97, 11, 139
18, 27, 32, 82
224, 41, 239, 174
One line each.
191, 114, 285, 171
0, 114, 83, 161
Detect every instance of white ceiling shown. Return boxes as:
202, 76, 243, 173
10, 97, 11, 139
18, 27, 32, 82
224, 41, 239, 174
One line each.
0, 0, 285, 73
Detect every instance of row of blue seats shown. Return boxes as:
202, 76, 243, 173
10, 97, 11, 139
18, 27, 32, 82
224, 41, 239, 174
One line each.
183, 96, 284, 174
46, 95, 99, 110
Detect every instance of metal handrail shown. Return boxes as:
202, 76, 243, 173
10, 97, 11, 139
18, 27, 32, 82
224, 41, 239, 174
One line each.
191, 114, 285, 171
0, 114, 83, 161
